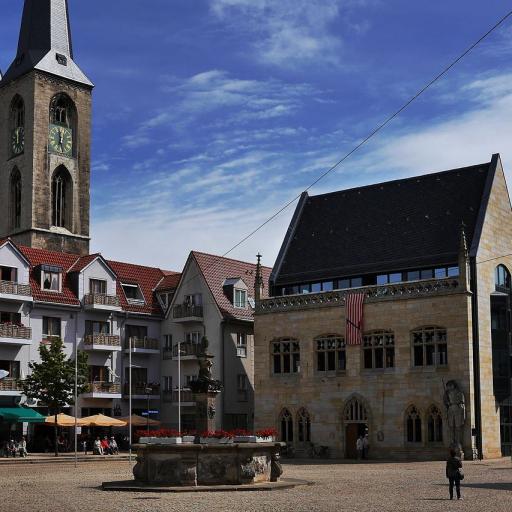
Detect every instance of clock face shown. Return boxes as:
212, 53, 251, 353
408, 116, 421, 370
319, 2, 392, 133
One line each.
49, 125, 73, 156
11, 127, 25, 155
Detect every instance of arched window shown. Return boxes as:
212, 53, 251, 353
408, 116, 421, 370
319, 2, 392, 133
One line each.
272, 338, 300, 374
52, 166, 72, 229
10, 95, 24, 129
297, 408, 311, 443
316, 334, 346, 372
427, 405, 443, 444
344, 397, 368, 423
10, 95, 25, 156
495, 265, 511, 290
412, 326, 447, 367
10, 169, 22, 230
363, 330, 395, 369
406, 406, 422, 444
49, 93, 76, 128
279, 408, 293, 443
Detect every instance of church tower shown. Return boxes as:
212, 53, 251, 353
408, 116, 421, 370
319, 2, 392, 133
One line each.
0, 0, 93, 255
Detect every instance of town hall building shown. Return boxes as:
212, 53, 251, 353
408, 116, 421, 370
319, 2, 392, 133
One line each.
254, 155, 512, 459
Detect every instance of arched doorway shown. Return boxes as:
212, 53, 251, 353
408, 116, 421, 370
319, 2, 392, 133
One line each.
343, 396, 369, 459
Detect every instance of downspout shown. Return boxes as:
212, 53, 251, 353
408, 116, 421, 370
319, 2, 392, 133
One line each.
469, 256, 483, 459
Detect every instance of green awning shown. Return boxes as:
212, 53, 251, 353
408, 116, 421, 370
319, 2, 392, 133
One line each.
0, 407, 46, 423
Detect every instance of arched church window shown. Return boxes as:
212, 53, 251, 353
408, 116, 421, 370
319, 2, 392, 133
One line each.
405, 406, 422, 444
10, 95, 25, 156
279, 408, 294, 443
495, 265, 511, 290
297, 407, 311, 443
427, 405, 443, 444
344, 397, 368, 423
10, 169, 22, 230
52, 166, 72, 229
50, 93, 75, 127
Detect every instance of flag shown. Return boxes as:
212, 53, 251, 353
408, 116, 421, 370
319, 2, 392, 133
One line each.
345, 292, 365, 345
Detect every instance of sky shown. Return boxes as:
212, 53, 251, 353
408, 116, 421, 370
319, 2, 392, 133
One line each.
1, 0, 512, 272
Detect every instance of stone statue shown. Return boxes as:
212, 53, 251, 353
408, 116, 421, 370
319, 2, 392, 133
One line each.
270, 452, 283, 482
208, 404, 216, 419
189, 338, 223, 394
443, 380, 466, 446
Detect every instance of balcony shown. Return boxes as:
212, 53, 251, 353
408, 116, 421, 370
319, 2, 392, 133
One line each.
124, 337, 160, 355
83, 334, 121, 352
257, 277, 463, 315
0, 378, 23, 396
0, 280, 33, 302
83, 293, 121, 312
172, 304, 203, 323
0, 323, 32, 345
82, 381, 122, 399
170, 388, 195, 406
123, 384, 160, 400
172, 342, 201, 360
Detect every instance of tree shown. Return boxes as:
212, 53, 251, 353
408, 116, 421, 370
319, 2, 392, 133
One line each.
22, 337, 89, 457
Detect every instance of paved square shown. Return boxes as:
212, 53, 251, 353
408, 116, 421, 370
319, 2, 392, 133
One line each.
0, 458, 511, 511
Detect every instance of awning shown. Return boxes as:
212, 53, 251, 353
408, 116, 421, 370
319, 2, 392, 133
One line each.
0, 407, 46, 423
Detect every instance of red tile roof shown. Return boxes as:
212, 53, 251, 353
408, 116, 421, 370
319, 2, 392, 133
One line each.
191, 251, 272, 321
155, 273, 182, 292
2, 240, 178, 314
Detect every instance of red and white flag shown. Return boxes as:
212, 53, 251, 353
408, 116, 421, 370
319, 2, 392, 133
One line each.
345, 293, 365, 345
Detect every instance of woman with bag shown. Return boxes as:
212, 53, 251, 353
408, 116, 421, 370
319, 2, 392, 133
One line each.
446, 448, 464, 500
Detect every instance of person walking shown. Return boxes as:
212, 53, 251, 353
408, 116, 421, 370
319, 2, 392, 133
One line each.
446, 448, 463, 500
356, 435, 363, 460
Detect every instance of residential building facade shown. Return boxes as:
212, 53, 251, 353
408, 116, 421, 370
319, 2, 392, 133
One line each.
160, 252, 271, 432
254, 155, 512, 459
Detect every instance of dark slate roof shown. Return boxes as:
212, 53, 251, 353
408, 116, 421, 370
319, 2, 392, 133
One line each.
273, 160, 495, 286
0, 0, 93, 88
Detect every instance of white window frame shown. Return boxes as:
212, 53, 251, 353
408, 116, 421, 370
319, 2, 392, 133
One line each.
89, 278, 107, 295
41, 270, 61, 292
234, 288, 247, 309
236, 333, 247, 357
185, 331, 201, 344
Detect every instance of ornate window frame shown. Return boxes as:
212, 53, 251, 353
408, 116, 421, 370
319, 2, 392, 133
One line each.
411, 326, 448, 368
315, 334, 346, 373
405, 405, 423, 445
271, 338, 300, 375
297, 407, 311, 443
279, 408, 294, 443
362, 330, 395, 370
426, 404, 443, 445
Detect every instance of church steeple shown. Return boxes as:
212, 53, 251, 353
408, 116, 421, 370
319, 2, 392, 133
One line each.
0, 0, 92, 88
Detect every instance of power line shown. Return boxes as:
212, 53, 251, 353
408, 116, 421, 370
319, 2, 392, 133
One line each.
174, 8, 512, 293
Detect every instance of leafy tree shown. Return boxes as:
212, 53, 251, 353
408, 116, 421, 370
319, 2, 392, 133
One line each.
22, 337, 89, 456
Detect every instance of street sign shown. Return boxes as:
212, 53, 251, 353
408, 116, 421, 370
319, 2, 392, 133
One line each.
142, 410, 159, 416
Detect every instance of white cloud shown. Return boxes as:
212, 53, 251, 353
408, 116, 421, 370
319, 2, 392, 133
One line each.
209, 0, 368, 67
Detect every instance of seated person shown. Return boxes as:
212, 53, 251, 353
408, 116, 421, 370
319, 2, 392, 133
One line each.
109, 436, 119, 455
101, 436, 110, 455
93, 437, 103, 455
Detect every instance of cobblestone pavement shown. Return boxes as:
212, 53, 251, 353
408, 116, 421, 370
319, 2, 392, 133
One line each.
0, 458, 511, 511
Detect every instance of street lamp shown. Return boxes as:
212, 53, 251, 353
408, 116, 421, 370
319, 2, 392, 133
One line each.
145, 386, 152, 435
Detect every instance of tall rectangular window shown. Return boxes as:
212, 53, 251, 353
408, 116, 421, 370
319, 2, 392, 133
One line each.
237, 374, 248, 402
85, 320, 110, 335
234, 289, 247, 308
41, 268, 61, 291
236, 333, 247, 357
43, 316, 61, 339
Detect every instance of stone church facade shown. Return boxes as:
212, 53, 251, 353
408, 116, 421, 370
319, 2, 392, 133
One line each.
254, 155, 512, 460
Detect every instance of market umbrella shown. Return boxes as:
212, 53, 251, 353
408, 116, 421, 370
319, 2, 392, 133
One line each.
80, 414, 127, 427
119, 414, 161, 427
45, 413, 86, 427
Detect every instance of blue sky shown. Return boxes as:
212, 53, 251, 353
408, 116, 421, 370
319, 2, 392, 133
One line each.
2, 0, 512, 271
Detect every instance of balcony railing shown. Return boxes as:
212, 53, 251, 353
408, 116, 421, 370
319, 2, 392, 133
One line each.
173, 342, 201, 358
0, 378, 23, 392
172, 304, 203, 319
84, 293, 121, 307
0, 280, 31, 297
87, 381, 121, 394
0, 323, 32, 340
84, 334, 121, 347
126, 337, 159, 351
123, 384, 160, 396
257, 277, 463, 315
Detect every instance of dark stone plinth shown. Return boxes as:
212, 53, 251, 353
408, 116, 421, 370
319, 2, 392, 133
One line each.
131, 442, 284, 487
194, 391, 220, 433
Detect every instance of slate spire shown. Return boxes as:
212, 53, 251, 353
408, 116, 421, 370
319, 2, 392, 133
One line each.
0, 0, 92, 87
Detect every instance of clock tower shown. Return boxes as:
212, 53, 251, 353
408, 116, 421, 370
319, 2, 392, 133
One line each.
0, 0, 93, 255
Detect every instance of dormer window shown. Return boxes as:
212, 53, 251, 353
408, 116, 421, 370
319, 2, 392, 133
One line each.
90, 279, 106, 295
122, 283, 145, 304
234, 289, 247, 309
41, 265, 62, 292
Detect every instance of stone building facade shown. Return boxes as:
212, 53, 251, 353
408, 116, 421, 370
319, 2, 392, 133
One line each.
254, 155, 512, 460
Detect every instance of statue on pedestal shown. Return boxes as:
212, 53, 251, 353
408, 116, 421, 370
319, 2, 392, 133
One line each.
189, 337, 223, 394
443, 380, 466, 452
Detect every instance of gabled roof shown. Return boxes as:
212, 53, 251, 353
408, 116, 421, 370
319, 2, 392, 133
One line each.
191, 251, 272, 321
155, 273, 182, 292
273, 158, 496, 286
1, 0, 93, 88
2, 241, 177, 314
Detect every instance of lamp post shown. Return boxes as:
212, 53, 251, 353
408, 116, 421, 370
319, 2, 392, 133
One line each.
129, 335, 132, 464
178, 342, 181, 434
145, 386, 152, 435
